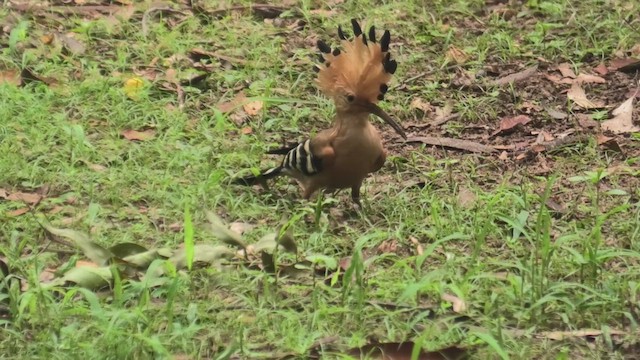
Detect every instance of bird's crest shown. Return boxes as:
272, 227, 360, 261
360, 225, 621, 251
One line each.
315, 19, 397, 104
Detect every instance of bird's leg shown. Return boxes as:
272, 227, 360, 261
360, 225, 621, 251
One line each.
351, 181, 363, 208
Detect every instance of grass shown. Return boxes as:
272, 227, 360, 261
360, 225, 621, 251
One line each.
1, 0, 640, 358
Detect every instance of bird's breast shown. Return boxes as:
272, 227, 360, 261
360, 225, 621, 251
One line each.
322, 123, 384, 187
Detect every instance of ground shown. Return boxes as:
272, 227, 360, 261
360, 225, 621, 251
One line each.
1, 0, 640, 359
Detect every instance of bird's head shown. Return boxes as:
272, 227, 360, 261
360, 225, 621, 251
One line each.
314, 19, 406, 139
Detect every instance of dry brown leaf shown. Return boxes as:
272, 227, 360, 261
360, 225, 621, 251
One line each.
88, 163, 106, 172
433, 102, 453, 123
309, 9, 336, 16
576, 114, 598, 129
229, 221, 254, 235
546, 107, 567, 119
0, 69, 21, 86
445, 45, 468, 65
596, 134, 623, 152
40, 33, 54, 45
49, 205, 65, 214
6, 192, 42, 204
7, 208, 29, 217
457, 187, 476, 208
121, 129, 155, 141
557, 63, 576, 78
609, 58, 640, 71
217, 92, 246, 113
240, 127, 253, 135
76, 260, 99, 268
491, 65, 537, 86
409, 236, 423, 256
377, 240, 398, 254
243, 100, 263, 116
441, 293, 467, 313
57, 32, 86, 55
538, 329, 626, 341
39, 268, 56, 283
491, 115, 531, 136
601, 95, 639, 133
575, 73, 606, 84
593, 63, 608, 76
543, 73, 574, 85
410, 97, 433, 113
498, 151, 508, 160
567, 83, 604, 109
407, 136, 497, 153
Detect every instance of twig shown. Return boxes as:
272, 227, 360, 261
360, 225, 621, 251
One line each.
393, 64, 460, 89
142, 7, 188, 37
203, 4, 286, 17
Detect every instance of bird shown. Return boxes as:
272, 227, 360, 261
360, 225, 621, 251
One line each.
233, 19, 406, 206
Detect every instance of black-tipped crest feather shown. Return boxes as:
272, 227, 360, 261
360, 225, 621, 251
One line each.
368, 26, 376, 43
317, 40, 331, 54
380, 30, 390, 52
338, 25, 346, 40
351, 19, 362, 36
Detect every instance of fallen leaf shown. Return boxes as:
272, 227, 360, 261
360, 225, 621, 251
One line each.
410, 97, 433, 113
240, 126, 253, 135
601, 95, 639, 133
56, 32, 85, 55
538, 329, 626, 341
121, 129, 155, 141
407, 136, 497, 153
491, 115, 531, 136
309, 9, 336, 16
576, 114, 598, 129
39, 268, 56, 283
75, 260, 99, 268
123, 77, 144, 99
593, 63, 608, 76
557, 63, 576, 78
457, 187, 476, 208
21, 68, 57, 86
498, 151, 508, 160
88, 163, 106, 172
575, 73, 606, 84
491, 65, 537, 86
445, 45, 468, 65
545, 198, 566, 213
217, 92, 246, 113
40, 33, 54, 45
609, 58, 640, 72
377, 240, 398, 254
229, 221, 254, 235
543, 73, 574, 85
243, 100, 263, 116
409, 236, 423, 256
546, 107, 567, 120
433, 102, 453, 123
597, 134, 623, 152
0, 69, 21, 86
442, 293, 467, 313
6, 191, 42, 204
7, 208, 29, 217
567, 83, 604, 109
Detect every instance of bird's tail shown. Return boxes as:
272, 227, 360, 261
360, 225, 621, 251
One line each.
232, 166, 283, 186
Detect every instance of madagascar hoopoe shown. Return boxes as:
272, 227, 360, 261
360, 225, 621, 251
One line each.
234, 19, 406, 206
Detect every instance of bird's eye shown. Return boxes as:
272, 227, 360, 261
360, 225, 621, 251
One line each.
346, 95, 355, 102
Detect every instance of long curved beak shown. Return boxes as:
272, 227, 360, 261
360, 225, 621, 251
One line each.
360, 102, 407, 139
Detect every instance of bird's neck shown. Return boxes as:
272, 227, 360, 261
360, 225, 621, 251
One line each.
333, 111, 370, 134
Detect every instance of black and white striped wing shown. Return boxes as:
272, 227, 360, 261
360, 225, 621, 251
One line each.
281, 139, 322, 176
